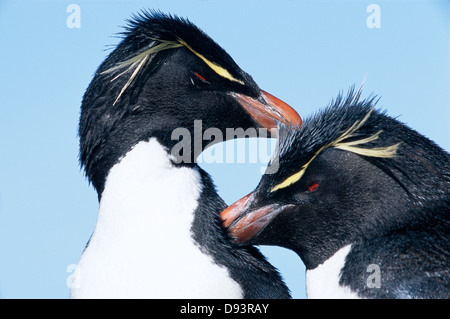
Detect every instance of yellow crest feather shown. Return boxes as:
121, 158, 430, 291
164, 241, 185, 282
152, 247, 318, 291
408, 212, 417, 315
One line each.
102, 37, 244, 106
177, 39, 245, 85
101, 40, 183, 106
270, 108, 400, 193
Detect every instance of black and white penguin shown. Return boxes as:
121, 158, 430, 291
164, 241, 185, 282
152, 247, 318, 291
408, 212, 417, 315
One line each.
222, 88, 449, 299
73, 11, 300, 298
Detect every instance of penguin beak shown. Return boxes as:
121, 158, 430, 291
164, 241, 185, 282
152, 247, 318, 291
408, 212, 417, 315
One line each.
221, 192, 283, 244
233, 90, 302, 134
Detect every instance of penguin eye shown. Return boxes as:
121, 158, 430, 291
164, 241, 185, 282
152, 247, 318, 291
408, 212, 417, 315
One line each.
191, 72, 210, 87
307, 182, 319, 193
194, 72, 207, 82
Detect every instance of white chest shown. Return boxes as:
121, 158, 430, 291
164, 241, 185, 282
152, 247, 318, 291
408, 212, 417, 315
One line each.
306, 245, 360, 299
71, 139, 242, 299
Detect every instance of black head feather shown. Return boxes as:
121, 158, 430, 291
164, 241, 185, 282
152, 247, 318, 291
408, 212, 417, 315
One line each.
79, 11, 262, 196
222, 87, 449, 297
229, 87, 449, 273
263, 87, 449, 206
77, 10, 293, 299
119, 10, 248, 85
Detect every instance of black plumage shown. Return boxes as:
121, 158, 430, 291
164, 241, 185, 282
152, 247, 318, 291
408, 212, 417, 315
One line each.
193, 169, 291, 298
79, 11, 263, 196
223, 87, 449, 298
78, 11, 293, 298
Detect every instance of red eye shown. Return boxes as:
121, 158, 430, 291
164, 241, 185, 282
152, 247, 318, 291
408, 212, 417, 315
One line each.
307, 182, 319, 192
194, 72, 207, 82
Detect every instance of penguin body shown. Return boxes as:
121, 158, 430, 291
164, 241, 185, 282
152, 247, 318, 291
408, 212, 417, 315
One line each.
73, 139, 243, 298
74, 12, 298, 298
222, 88, 449, 298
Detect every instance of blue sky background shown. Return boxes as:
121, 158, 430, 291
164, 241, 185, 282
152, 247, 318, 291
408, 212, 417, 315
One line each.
0, 0, 448, 299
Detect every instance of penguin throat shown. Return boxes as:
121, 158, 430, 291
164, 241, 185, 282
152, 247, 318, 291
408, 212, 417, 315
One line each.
71, 138, 242, 298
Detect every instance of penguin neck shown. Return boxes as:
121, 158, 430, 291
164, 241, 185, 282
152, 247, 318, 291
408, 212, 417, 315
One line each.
98, 138, 201, 237
72, 138, 243, 298
85, 118, 213, 197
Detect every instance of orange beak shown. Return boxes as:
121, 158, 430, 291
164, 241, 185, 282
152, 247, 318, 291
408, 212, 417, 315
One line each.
233, 90, 302, 134
221, 192, 283, 244
223, 90, 301, 243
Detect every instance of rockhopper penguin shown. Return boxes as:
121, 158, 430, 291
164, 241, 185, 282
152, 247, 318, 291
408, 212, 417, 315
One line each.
222, 88, 449, 298
73, 11, 300, 298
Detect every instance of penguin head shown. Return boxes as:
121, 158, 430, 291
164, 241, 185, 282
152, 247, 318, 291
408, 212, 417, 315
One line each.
222, 88, 450, 269
79, 11, 301, 196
